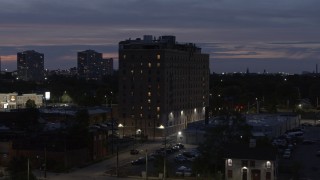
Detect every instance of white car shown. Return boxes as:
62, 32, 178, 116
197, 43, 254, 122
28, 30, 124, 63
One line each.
175, 166, 192, 176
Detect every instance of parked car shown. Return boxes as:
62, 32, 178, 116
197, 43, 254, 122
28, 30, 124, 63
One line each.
171, 145, 180, 152
131, 157, 145, 165
130, 149, 139, 155
175, 154, 187, 163
175, 166, 192, 177
176, 143, 185, 149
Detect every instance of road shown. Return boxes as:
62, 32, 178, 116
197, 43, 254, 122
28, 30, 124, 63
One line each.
35, 141, 163, 180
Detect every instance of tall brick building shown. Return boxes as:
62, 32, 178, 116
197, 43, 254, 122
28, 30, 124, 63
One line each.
118, 35, 209, 139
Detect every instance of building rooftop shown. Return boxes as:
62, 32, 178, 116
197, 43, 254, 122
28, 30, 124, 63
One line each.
224, 143, 277, 161
119, 35, 202, 53
246, 113, 299, 127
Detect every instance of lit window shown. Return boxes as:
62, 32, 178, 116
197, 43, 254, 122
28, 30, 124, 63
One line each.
157, 54, 160, 60
157, 114, 160, 119
140, 114, 143, 117
148, 99, 151, 103
148, 63, 152, 68
141, 70, 143, 74
123, 55, 126, 59
157, 63, 160, 67
148, 92, 151, 96
157, 107, 160, 112
140, 106, 143, 109
131, 70, 134, 74
227, 159, 232, 166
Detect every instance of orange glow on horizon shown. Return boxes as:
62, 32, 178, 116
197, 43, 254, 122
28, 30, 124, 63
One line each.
103, 53, 118, 59
0, 55, 16, 62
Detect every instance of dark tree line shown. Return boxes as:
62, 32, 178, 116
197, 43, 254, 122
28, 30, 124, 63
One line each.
210, 73, 320, 114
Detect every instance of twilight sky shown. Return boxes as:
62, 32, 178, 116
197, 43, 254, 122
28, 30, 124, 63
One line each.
1, 0, 320, 74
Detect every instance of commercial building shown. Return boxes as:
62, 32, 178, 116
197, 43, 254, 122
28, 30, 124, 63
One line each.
246, 113, 300, 139
17, 50, 44, 81
118, 35, 210, 138
77, 50, 113, 80
0, 93, 43, 110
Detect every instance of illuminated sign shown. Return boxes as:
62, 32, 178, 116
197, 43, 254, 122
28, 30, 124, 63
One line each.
45, 92, 50, 100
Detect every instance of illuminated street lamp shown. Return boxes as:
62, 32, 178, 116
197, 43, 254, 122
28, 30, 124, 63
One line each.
118, 123, 124, 138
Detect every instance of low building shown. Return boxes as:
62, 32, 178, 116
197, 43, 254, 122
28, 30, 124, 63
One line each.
246, 113, 300, 139
224, 143, 278, 180
0, 93, 43, 110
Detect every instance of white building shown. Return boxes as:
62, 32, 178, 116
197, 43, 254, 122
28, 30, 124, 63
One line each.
225, 144, 277, 180
0, 93, 43, 110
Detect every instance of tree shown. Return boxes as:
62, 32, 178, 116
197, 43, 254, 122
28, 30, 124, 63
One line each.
25, 99, 36, 108
193, 111, 252, 177
61, 91, 72, 103
6, 156, 37, 180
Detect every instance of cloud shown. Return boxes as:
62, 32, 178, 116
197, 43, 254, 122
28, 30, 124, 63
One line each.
1, 0, 320, 73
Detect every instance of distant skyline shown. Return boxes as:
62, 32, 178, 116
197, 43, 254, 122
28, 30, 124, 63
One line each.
1, 0, 320, 74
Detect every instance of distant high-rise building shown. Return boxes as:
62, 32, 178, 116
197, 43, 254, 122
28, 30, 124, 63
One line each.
17, 50, 44, 81
77, 50, 113, 80
118, 35, 210, 138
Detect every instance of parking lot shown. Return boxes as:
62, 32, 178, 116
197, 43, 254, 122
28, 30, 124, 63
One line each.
278, 126, 320, 180
114, 143, 198, 178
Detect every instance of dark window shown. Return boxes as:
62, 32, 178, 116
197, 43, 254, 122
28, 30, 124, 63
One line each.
250, 160, 255, 167
241, 160, 248, 167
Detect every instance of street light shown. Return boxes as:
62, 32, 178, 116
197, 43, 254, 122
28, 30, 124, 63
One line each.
118, 123, 124, 138
158, 125, 166, 180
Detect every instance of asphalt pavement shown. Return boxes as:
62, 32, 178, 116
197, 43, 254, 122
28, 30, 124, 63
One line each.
34, 140, 168, 180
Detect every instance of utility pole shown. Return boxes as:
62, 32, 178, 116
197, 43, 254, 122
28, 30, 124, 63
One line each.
145, 149, 148, 180
116, 145, 119, 177
44, 146, 47, 179
163, 135, 166, 180
27, 158, 30, 180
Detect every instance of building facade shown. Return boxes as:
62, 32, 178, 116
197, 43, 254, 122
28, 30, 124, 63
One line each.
225, 144, 277, 180
246, 113, 300, 139
0, 93, 43, 110
77, 50, 113, 80
17, 50, 44, 81
118, 35, 210, 139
